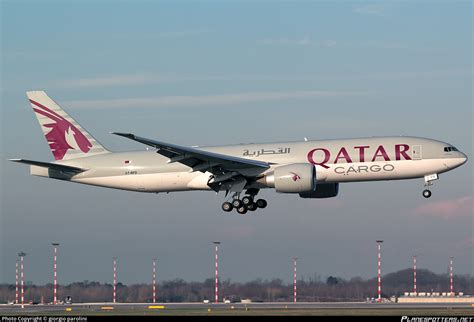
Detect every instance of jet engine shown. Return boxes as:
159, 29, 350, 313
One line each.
299, 183, 339, 198
263, 163, 316, 193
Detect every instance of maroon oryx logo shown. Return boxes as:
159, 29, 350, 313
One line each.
30, 99, 92, 160
290, 172, 301, 182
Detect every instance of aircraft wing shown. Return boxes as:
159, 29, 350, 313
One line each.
112, 132, 270, 173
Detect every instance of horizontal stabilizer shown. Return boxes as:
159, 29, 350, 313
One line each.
9, 158, 86, 174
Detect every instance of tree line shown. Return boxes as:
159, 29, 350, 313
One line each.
0, 269, 471, 303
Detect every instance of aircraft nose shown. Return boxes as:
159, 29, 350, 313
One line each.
445, 151, 468, 170
460, 151, 468, 165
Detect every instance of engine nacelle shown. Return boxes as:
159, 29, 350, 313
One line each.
299, 183, 339, 198
264, 163, 316, 193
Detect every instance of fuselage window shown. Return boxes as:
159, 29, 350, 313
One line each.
444, 147, 457, 152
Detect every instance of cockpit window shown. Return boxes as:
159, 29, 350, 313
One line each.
444, 147, 458, 152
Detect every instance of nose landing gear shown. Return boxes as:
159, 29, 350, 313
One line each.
422, 189, 432, 198
422, 173, 438, 199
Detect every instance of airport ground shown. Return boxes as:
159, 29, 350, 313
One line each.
1, 302, 473, 316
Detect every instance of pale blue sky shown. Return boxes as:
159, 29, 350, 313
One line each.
1, 1, 472, 286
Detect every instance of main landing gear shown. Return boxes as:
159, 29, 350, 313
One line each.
221, 190, 267, 214
422, 173, 438, 199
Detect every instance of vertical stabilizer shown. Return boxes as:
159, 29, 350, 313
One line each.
26, 91, 109, 160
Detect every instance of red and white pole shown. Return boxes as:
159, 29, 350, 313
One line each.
213, 242, 220, 304
113, 257, 117, 303
293, 257, 298, 303
376, 240, 383, 303
413, 255, 417, 294
15, 259, 19, 304
449, 257, 454, 296
19, 252, 26, 308
152, 258, 157, 303
52, 243, 59, 304
21, 256, 24, 307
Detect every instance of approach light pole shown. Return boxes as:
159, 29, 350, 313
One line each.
213, 242, 221, 304
449, 257, 454, 296
52, 243, 60, 304
293, 257, 298, 303
18, 252, 26, 308
413, 255, 417, 294
376, 240, 383, 303
113, 257, 117, 303
15, 258, 19, 304
152, 258, 157, 303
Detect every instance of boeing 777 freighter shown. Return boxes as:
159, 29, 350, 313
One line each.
11, 91, 468, 214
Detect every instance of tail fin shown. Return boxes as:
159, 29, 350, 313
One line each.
26, 91, 109, 160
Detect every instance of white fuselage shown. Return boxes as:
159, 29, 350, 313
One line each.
30, 136, 467, 193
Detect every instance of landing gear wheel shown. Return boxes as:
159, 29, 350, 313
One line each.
247, 203, 257, 211
222, 202, 233, 212
232, 199, 243, 208
256, 199, 267, 208
422, 189, 432, 198
237, 206, 248, 214
242, 196, 253, 206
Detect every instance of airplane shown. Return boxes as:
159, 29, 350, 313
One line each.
11, 91, 468, 214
